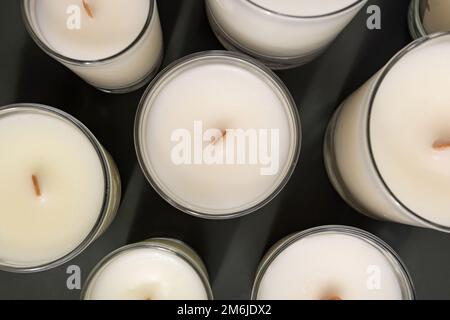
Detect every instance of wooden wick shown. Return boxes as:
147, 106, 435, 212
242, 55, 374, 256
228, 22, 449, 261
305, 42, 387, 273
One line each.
324, 295, 342, 301
433, 140, 450, 151
32, 175, 42, 197
82, 0, 94, 19
320, 287, 342, 300
210, 130, 227, 146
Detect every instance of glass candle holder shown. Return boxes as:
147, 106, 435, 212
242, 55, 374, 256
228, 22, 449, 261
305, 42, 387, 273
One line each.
0, 103, 121, 273
206, 0, 367, 69
408, 0, 450, 39
134, 51, 301, 219
21, 0, 164, 93
81, 238, 214, 300
324, 33, 450, 232
252, 226, 415, 300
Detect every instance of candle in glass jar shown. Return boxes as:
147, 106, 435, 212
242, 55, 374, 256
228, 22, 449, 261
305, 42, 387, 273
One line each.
0, 104, 120, 271
325, 33, 450, 230
252, 226, 415, 300
422, 0, 450, 34
206, 0, 367, 68
135, 51, 300, 219
82, 239, 213, 300
23, 0, 163, 93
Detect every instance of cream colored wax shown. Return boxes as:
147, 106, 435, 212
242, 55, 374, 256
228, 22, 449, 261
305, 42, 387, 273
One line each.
0, 109, 105, 267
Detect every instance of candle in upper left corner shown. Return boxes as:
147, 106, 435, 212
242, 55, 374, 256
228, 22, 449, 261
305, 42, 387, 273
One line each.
22, 0, 164, 93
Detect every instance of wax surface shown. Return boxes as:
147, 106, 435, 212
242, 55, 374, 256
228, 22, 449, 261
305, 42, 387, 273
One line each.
423, 0, 450, 34
0, 112, 105, 266
35, 0, 150, 60
207, 0, 366, 59
250, 0, 360, 16
257, 233, 403, 300
141, 59, 294, 214
86, 248, 208, 300
370, 37, 450, 226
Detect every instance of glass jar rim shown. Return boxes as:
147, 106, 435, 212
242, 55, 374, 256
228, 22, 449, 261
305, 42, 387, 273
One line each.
366, 32, 450, 232
243, 0, 367, 19
21, 0, 156, 66
0, 103, 112, 273
134, 50, 301, 220
408, 0, 428, 39
81, 238, 214, 300
251, 225, 416, 300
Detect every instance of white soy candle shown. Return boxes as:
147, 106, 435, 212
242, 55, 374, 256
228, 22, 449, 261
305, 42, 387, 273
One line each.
422, 0, 450, 34
253, 226, 415, 300
0, 104, 121, 272
135, 51, 300, 219
22, 0, 163, 93
82, 239, 213, 300
206, 0, 367, 68
324, 33, 450, 231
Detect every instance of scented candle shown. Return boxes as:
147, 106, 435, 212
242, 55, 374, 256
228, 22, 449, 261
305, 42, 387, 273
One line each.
206, 0, 367, 69
409, 0, 450, 38
324, 33, 450, 231
252, 226, 415, 300
135, 51, 300, 219
82, 238, 213, 300
22, 0, 163, 93
0, 104, 121, 272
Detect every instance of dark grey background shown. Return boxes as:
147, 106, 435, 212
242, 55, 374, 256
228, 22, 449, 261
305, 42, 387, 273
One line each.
0, 0, 448, 300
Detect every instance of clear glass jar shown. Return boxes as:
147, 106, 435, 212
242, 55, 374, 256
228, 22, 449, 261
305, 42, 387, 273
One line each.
408, 0, 427, 39
206, 0, 367, 69
0, 103, 121, 273
252, 225, 415, 300
82, 238, 214, 300
21, 0, 163, 93
324, 33, 450, 232
408, 0, 450, 39
134, 51, 301, 219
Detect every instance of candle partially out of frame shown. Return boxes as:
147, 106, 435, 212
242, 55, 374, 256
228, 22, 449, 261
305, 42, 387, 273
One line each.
253, 227, 414, 300
422, 0, 450, 34
206, 0, 367, 68
35, 0, 151, 60
0, 105, 120, 270
83, 239, 212, 300
23, 0, 163, 92
325, 33, 450, 230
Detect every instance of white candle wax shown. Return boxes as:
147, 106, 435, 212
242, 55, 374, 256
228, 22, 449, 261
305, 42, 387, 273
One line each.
251, 0, 361, 16
325, 34, 450, 229
254, 227, 413, 300
135, 52, 300, 218
422, 0, 450, 34
83, 240, 211, 300
24, 0, 163, 92
0, 105, 119, 269
206, 0, 366, 67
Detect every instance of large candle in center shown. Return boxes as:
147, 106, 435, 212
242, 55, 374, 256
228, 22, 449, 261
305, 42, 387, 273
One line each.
135, 51, 300, 218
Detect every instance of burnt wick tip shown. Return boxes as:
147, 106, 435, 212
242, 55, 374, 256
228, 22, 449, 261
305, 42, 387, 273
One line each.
32, 175, 41, 197
433, 140, 450, 151
82, 0, 94, 19
210, 130, 227, 146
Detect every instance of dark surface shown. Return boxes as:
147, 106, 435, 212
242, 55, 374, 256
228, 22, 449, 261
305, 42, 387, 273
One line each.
0, 0, 449, 300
